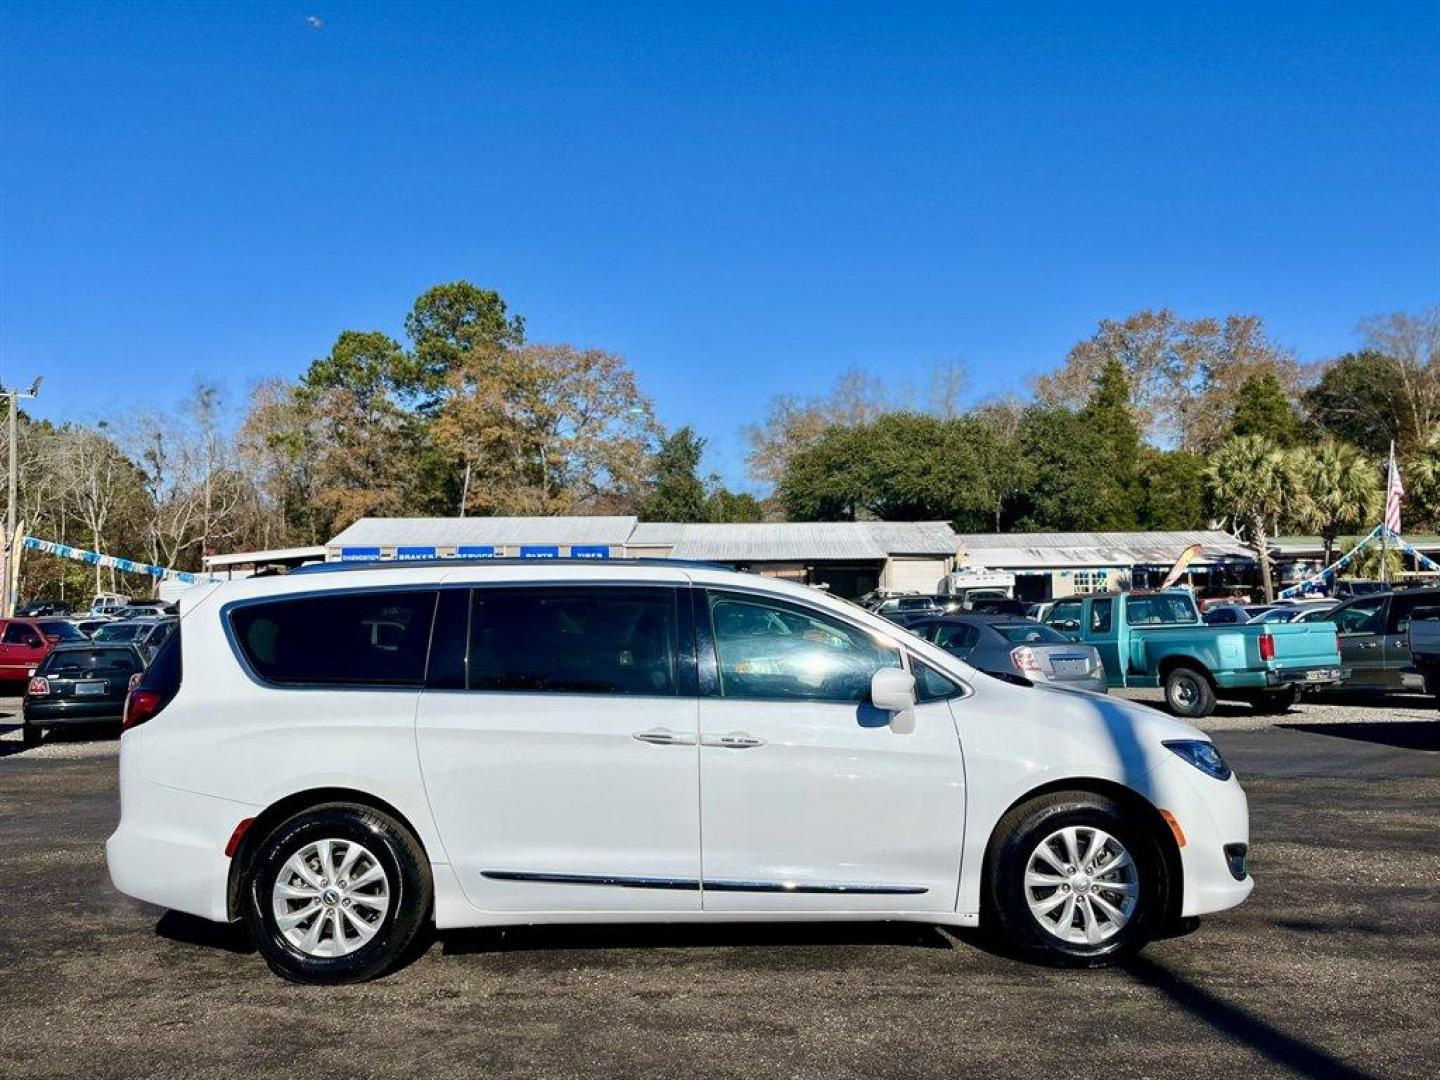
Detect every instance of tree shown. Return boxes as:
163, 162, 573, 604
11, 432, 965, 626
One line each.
404, 280, 525, 400
705, 488, 764, 522
434, 343, 660, 515
1013, 406, 1117, 531
744, 369, 893, 485
1035, 309, 1303, 451
1303, 350, 1411, 455
954, 401, 1027, 531
1079, 359, 1142, 524
1292, 440, 1381, 566
1230, 372, 1303, 446
1138, 448, 1208, 530
1206, 435, 1309, 601
1402, 427, 1440, 532
637, 427, 710, 522
1357, 306, 1440, 450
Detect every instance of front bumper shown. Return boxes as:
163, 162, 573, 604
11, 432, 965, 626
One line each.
1148, 754, 1254, 918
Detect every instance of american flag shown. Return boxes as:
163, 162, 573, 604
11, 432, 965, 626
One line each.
1384, 442, 1405, 535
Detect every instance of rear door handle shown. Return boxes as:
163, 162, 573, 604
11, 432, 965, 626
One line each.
632, 728, 695, 746
702, 732, 765, 749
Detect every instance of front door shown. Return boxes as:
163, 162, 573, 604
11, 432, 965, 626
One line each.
0, 621, 43, 679
695, 590, 964, 913
416, 584, 702, 914
1331, 597, 1388, 687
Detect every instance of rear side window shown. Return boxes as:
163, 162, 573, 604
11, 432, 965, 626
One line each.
468, 587, 680, 695
1127, 595, 1199, 625
40, 647, 141, 676
229, 590, 438, 686
931, 623, 981, 651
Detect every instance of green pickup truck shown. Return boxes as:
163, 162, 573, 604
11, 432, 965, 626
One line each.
1042, 590, 1344, 718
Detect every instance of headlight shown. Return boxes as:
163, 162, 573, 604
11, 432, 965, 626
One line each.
1162, 739, 1232, 781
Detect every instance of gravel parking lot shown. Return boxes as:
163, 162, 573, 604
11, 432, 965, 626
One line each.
1, 691, 1436, 1079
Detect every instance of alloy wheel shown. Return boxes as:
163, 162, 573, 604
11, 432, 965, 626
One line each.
1023, 826, 1139, 946
270, 838, 391, 958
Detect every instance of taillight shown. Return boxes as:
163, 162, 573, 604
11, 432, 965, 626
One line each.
1011, 646, 1044, 678
1259, 633, 1276, 661
27, 676, 50, 697
122, 688, 163, 730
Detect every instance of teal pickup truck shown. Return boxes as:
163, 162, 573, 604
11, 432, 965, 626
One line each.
1042, 590, 1344, 718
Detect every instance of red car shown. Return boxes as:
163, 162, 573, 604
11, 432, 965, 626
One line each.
0, 617, 88, 682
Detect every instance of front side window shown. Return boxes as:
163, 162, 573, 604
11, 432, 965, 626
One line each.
468, 587, 679, 696
708, 592, 900, 702
2, 623, 37, 645
930, 622, 980, 653
229, 589, 437, 686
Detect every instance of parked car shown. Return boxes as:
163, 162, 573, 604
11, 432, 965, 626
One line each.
107, 560, 1253, 983
1026, 601, 1055, 623
21, 643, 147, 746
907, 614, 1106, 693
1301, 588, 1440, 694
1330, 580, 1390, 602
1405, 606, 1440, 699
89, 593, 132, 616
70, 618, 114, 638
1042, 590, 1343, 717
1247, 606, 1325, 625
964, 595, 1030, 616
869, 594, 945, 621
116, 600, 178, 618
92, 618, 177, 662
0, 616, 88, 681
16, 599, 73, 616
1202, 604, 1274, 626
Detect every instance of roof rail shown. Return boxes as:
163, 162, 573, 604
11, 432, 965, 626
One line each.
289, 556, 732, 575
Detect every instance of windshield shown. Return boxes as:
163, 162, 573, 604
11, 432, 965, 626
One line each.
1125, 595, 1200, 625
93, 623, 144, 642
992, 622, 1069, 644
39, 647, 141, 676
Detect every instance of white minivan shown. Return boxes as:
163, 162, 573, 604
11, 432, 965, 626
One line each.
107, 560, 1253, 983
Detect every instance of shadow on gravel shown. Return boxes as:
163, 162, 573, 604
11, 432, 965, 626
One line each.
1278, 721, 1440, 751
442, 920, 956, 956
1122, 955, 1380, 1080
155, 911, 255, 954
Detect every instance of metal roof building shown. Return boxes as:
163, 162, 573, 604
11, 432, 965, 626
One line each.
323, 517, 960, 597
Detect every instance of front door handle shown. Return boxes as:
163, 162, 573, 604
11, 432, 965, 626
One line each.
632, 728, 695, 746
702, 732, 765, 749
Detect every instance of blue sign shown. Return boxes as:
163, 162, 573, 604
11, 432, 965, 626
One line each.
570, 545, 611, 559
339, 546, 382, 562
395, 546, 437, 561
520, 545, 560, 559
456, 545, 497, 559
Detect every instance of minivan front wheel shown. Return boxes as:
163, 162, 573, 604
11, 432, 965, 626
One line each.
985, 791, 1166, 966
241, 804, 432, 984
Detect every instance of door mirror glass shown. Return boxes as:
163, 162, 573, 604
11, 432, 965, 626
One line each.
24, 636, 42, 649
870, 668, 916, 734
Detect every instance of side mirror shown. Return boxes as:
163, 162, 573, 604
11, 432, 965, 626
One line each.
24, 636, 43, 650
871, 668, 917, 734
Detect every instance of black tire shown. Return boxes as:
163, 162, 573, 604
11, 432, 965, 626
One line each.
984, 791, 1168, 967
1164, 665, 1216, 718
1250, 685, 1301, 714
241, 803, 432, 984
20, 722, 41, 747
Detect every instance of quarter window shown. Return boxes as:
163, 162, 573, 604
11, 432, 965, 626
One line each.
707, 592, 901, 703
467, 587, 680, 696
229, 590, 438, 686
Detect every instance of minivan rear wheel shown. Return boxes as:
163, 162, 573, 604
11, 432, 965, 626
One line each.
241, 804, 432, 984
984, 791, 1167, 966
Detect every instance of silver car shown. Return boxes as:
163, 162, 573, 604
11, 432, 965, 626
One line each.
906, 614, 1107, 693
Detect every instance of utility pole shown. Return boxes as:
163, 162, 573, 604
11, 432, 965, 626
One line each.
3, 376, 42, 542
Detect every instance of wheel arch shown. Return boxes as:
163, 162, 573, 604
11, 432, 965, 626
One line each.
226, 787, 431, 920
981, 777, 1185, 928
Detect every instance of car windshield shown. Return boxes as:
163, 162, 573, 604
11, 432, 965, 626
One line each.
39, 647, 141, 676
1126, 595, 1200, 625
992, 622, 1069, 644
93, 623, 144, 642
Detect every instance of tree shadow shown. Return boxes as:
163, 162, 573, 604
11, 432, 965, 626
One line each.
1122, 955, 1380, 1080
1277, 721, 1439, 751
442, 920, 956, 957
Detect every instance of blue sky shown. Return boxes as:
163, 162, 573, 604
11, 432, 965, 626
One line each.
2, 1, 1437, 488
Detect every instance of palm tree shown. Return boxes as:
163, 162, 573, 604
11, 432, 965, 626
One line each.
1405, 427, 1440, 531
1207, 435, 1309, 601
1294, 439, 1382, 566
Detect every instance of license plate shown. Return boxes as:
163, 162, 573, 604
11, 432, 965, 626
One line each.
75, 681, 106, 695
1052, 659, 1089, 676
